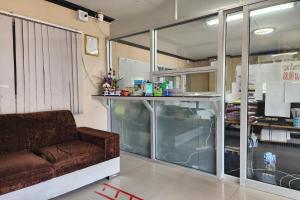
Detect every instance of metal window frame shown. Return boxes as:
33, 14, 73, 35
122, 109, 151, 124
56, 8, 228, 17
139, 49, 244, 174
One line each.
222, 7, 244, 181
105, 40, 112, 131
150, 29, 157, 159
240, 5, 250, 186
216, 10, 226, 179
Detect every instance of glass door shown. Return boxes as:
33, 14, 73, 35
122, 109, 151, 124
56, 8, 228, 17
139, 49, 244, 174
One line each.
224, 10, 243, 177
246, 0, 300, 194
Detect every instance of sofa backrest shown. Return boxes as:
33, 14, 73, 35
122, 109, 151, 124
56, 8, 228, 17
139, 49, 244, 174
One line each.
0, 110, 78, 154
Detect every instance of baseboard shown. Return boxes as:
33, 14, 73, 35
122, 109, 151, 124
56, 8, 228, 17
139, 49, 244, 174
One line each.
0, 157, 120, 200
223, 174, 240, 183
245, 179, 300, 200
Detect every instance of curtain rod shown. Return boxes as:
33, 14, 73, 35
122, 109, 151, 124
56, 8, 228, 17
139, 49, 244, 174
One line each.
0, 10, 82, 34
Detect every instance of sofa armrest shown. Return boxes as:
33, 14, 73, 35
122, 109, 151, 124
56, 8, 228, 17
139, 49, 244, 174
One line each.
77, 127, 120, 160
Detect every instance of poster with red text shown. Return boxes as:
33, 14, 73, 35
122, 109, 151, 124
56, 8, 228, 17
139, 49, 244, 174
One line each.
281, 61, 300, 82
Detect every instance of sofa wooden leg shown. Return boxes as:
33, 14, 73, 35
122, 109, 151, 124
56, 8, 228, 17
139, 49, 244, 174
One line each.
106, 173, 119, 180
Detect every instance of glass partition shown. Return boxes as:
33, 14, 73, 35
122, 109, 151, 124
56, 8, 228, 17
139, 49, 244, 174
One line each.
105, 1, 300, 197
247, 1, 300, 191
156, 101, 217, 174
111, 32, 151, 89
111, 100, 151, 157
156, 15, 219, 94
110, 32, 152, 157
224, 10, 243, 177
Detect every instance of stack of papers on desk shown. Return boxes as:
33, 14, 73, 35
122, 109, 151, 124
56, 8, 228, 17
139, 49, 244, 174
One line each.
261, 128, 290, 143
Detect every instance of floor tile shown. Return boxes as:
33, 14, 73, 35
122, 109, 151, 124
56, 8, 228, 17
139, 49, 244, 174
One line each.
55, 153, 293, 200
120, 153, 148, 174
230, 186, 291, 200
106, 161, 186, 199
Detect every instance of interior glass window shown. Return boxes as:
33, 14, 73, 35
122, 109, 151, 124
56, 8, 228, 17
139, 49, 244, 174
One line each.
110, 33, 152, 157
247, 1, 300, 191
156, 14, 219, 94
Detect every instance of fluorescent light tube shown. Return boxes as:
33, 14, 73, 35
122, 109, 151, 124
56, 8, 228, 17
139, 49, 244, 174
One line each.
253, 27, 275, 35
206, 18, 219, 26
206, 2, 295, 26
272, 51, 298, 57
227, 13, 243, 21
206, 13, 243, 26
251, 2, 295, 16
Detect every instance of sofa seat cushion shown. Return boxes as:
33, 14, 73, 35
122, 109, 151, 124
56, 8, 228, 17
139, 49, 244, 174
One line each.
38, 140, 105, 177
0, 151, 53, 195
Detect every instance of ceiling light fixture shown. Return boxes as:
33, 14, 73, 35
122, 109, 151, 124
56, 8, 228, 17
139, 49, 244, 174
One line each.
272, 51, 298, 57
227, 13, 243, 21
206, 2, 295, 26
253, 27, 275, 35
206, 18, 219, 26
251, 2, 295, 16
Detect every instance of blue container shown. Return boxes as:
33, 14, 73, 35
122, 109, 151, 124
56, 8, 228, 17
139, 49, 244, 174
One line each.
294, 117, 300, 128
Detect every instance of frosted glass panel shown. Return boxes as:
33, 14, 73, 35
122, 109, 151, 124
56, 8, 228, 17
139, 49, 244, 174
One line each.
111, 100, 151, 157
156, 101, 216, 174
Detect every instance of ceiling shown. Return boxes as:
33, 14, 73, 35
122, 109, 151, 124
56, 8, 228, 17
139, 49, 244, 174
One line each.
65, 0, 300, 60
177, 0, 240, 19
66, 0, 241, 36
66, 0, 172, 36
120, 1, 300, 60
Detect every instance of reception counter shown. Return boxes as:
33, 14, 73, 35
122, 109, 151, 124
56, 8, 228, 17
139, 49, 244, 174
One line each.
93, 94, 222, 175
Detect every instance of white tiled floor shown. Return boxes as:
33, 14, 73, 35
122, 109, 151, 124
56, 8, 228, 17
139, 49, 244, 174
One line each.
55, 153, 291, 200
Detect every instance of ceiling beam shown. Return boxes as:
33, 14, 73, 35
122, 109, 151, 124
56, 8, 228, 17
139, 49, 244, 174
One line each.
115, 39, 207, 62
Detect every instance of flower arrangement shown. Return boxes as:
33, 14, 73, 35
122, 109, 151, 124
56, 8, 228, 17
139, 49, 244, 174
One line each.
102, 68, 122, 95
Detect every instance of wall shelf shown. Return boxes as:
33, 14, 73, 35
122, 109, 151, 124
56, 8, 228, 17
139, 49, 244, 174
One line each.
225, 120, 240, 125
151, 66, 217, 77
92, 94, 222, 102
251, 122, 300, 132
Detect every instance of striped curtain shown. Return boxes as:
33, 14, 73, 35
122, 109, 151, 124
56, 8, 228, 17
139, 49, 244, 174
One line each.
0, 15, 15, 114
13, 18, 83, 114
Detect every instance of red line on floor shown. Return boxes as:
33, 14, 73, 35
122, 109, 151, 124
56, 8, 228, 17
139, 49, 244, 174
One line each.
94, 191, 114, 200
103, 183, 144, 200
114, 190, 119, 198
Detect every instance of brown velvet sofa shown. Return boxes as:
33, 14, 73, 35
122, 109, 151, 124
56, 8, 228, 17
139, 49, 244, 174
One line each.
0, 110, 119, 196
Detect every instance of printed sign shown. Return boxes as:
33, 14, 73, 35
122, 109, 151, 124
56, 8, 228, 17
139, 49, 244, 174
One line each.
281, 61, 300, 82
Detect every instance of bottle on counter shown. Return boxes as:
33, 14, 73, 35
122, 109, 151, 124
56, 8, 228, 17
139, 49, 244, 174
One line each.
145, 81, 153, 96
